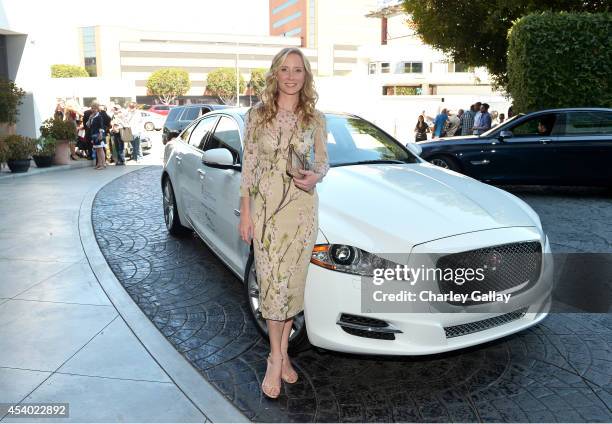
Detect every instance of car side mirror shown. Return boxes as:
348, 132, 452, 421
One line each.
202, 148, 237, 169
405, 142, 423, 156
499, 130, 513, 140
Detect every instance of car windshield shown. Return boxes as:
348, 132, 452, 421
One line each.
237, 113, 418, 165
325, 115, 417, 166
480, 114, 523, 137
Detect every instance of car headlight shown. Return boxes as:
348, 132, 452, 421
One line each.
311, 243, 399, 277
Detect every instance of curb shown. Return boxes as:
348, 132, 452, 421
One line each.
78, 166, 250, 423
0, 160, 92, 180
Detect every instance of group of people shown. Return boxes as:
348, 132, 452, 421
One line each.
414, 101, 512, 142
53, 99, 144, 169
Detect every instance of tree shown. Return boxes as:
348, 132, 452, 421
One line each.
206, 68, 246, 105
402, 0, 610, 89
51, 64, 89, 78
146, 68, 191, 105
249, 68, 267, 97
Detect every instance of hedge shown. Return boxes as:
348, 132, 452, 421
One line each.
507, 12, 612, 113
51, 64, 89, 78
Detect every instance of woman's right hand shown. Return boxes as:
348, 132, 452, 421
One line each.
239, 213, 254, 244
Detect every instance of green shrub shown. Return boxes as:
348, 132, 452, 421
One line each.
51, 64, 89, 78
40, 117, 77, 141
35, 136, 57, 156
206, 68, 246, 105
0, 137, 9, 163
0, 78, 25, 124
3, 134, 37, 160
507, 12, 612, 113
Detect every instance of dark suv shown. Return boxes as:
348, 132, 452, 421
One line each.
162, 104, 230, 144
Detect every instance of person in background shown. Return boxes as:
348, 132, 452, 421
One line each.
499, 113, 506, 124
473, 103, 492, 135
445, 110, 461, 137
125, 102, 143, 162
490, 110, 500, 126
99, 105, 113, 163
87, 103, 107, 170
54, 101, 65, 121
432, 108, 448, 139
507, 105, 515, 118
414, 114, 430, 142
82, 101, 98, 160
110, 105, 126, 165
460, 105, 475, 136
456, 109, 464, 135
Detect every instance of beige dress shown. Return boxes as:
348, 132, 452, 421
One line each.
240, 105, 329, 321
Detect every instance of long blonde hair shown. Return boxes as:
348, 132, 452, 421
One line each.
257, 47, 318, 127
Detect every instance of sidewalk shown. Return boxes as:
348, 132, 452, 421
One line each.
0, 164, 247, 423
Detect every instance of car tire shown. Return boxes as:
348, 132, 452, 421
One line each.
162, 178, 191, 236
429, 155, 461, 172
144, 122, 155, 131
244, 248, 311, 354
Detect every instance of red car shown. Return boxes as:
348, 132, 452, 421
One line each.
148, 104, 174, 116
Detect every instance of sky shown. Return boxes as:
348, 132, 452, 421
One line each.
2, 0, 270, 35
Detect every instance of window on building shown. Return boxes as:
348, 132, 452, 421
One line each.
81, 27, 97, 77
380, 62, 390, 74
383, 86, 420, 96
453, 62, 470, 73
397, 62, 423, 74
368, 63, 377, 75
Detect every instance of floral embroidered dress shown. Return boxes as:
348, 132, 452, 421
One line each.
240, 105, 329, 321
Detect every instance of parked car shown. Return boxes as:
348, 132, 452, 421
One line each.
141, 111, 165, 131
419, 108, 612, 186
161, 108, 552, 355
162, 104, 230, 144
148, 104, 174, 116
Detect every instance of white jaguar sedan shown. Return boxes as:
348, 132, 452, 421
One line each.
161, 108, 553, 355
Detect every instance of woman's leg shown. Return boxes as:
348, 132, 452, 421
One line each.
280, 319, 298, 382
262, 319, 284, 397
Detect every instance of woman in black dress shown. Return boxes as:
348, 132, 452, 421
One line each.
414, 114, 430, 142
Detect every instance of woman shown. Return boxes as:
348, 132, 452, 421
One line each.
87, 103, 106, 169
414, 114, 430, 142
238, 47, 329, 399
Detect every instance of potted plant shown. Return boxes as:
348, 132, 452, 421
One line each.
40, 117, 76, 165
0, 79, 25, 137
3, 134, 36, 173
32, 135, 57, 168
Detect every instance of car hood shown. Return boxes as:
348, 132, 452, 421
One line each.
317, 162, 537, 253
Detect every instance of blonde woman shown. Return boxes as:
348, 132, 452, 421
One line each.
239, 47, 329, 399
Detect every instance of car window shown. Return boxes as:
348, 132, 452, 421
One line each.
181, 107, 200, 122
205, 116, 242, 163
179, 121, 197, 143
156, 105, 169, 110
201, 107, 212, 115
187, 116, 218, 149
509, 113, 560, 137
563, 111, 612, 136
167, 108, 182, 122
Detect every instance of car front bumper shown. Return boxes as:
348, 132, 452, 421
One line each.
303, 229, 553, 356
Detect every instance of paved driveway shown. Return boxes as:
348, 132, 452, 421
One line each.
92, 166, 612, 422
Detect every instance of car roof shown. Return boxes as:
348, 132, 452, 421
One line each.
526, 107, 612, 114
203, 106, 358, 120
175, 103, 231, 110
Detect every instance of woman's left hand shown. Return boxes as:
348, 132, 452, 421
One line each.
293, 169, 318, 191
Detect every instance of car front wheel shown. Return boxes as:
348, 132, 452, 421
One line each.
162, 178, 190, 236
429, 155, 461, 172
244, 248, 310, 353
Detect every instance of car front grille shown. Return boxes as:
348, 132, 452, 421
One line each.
337, 313, 401, 340
436, 241, 542, 304
444, 307, 529, 338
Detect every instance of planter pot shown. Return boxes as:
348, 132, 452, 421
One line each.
7, 159, 30, 173
53, 139, 70, 165
33, 154, 54, 168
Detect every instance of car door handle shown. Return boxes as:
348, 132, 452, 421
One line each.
470, 159, 490, 165
539, 139, 552, 144
197, 169, 206, 179
233, 209, 240, 217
